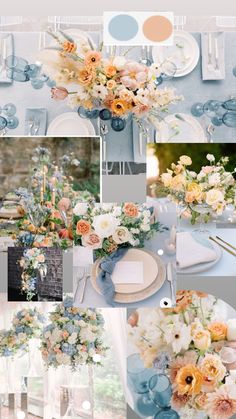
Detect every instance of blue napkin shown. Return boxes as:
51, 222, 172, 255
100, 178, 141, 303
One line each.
96, 247, 128, 306
24, 108, 47, 135
0, 33, 14, 84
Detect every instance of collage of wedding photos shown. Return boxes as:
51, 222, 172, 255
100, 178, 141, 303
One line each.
1, 11, 236, 419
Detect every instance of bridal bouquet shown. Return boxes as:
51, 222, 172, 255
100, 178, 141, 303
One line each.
161, 154, 236, 223
42, 30, 182, 129
128, 291, 236, 419
73, 201, 167, 257
19, 248, 47, 301
40, 296, 108, 370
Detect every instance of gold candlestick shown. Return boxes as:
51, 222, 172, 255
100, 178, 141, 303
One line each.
51, 188, 56, 206
40, 186, 44, 204
42, 165, 46, 194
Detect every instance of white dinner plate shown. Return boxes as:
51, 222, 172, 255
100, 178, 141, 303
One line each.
177, 240, 222, 274
47, 112, 96, 136
152, 31, 200, 77
155, 113, 207, 143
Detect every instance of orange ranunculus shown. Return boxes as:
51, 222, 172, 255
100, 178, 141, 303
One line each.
84, 50, 101, 67
176, 365, 203, 396
123, 203, 138, 218
110, 99, 128, 116
76, 219, 91, 236
104, 65, 117, 78
208, 322, 228, 342
62, 41, 77, 53
77, 67, 95, 86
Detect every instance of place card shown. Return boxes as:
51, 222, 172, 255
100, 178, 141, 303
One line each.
112, 261, 144, 284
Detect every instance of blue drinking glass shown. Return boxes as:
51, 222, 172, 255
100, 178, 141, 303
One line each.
5, 55, 29, 72
211, 115, 223, 126
222, 112, 236, 127
191, 102, 204, 117
46, 78, 56, 88
99, 108, 112, 121
26, 64, 41, 79
3, 103, 16, 116
111, 117, 126, 131
31, 78, 44, 89
127, 353, 156, 394
223, 99, 236, 112
149, 374, 172, 408
135, 394, 159, 417
203, 100, 223, 118
78, 106, 99, 119
7, 69, 30, 82
7, 116, 19, 129
0, 116, 7, 130
155, 407, 180, 419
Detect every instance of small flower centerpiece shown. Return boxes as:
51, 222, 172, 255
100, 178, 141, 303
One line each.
19, 248, 47, 301
42, 30, 183, 133
12, 307, 45, 342
128, 291, 236, 419
0, 329, 23, 357
40, 296, 108, 370
73, 201, 167, 258
161, 154, 236, 224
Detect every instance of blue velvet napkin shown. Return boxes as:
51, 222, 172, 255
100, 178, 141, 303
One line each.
96, 247, 128, 306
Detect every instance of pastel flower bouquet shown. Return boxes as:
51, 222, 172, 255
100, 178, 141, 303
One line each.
19, 248, 47, 301
161, 154, 236, 224
40, 296, 108, 370
42, 30, 183, 132
128, 291, 236, 419
0, 329, 23, 357
73, 201, 167, 258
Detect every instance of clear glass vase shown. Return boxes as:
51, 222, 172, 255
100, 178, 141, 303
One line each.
190, 203, 211, 236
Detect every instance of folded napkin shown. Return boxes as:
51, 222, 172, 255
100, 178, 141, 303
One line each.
176, 232, 217, 269
0, 33, 14, 84
201, 32, 225, 80
24, 108, 47, 135
97, 247, 128, 306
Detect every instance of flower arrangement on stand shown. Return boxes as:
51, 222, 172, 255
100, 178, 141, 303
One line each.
161, 154, 236, 224
73, 201, 167, 258
19, 248, 47, 301
40, 296, 108, 370
128, 291, 236, 419
42, 30, 183, 134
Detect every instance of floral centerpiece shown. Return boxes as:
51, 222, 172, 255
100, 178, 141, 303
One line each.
161, 154, 236, 224
42, 30, 183, 132
19, 248, 47, 301
0, 329, 24, 357
12, 307, 45, 342
40, 296, 108, 370
73, 201, 167, 258
128, 290, 236, 419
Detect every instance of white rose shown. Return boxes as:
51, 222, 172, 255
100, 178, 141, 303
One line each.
73, 202, 88, 216
113, 56, 126, 70
208, 173, 221, 186
112, 206, 122, 217
141, 223, 151, 232
206, 154, 215, 162
129, 238, 140, 246
206, 189, 224, 206
68, 332, 77, 345
227, 319, 236, 341
161, 173, 173, 187
101, 203, 113, 211
92, 213, 119, 238
112, 226, 131, 244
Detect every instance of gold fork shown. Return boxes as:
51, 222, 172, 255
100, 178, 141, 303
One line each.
209, 236, 236, 257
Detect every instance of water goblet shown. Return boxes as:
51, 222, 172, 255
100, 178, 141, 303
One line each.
191, 102, 204, 117
160, 59, 177, 80
223, 99, 236, 112
135, 394, 159, 417
7, 69, 30, 82
190, 203, 212, 235
7, 116, 19, 129
5, 55, 29, 72
203, 100, 223, 118
127, 353, 156, 394
211, 115, 223, 126
223, 111, 236, 128
99, 108, 112, 121
155, 407, 180, 419
0, 116, 7, 131
3, 103, 16, 116
31, 78, 44, 89
111, 117, 126, 131
149, 374, 172, 408
78, 106, 99, 119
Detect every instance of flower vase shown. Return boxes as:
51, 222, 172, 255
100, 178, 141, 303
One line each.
27, 338, 39, 377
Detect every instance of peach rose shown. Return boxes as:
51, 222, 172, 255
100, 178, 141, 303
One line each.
81, 230, 102, 249
193, 330, 211, 351
36, 254, 45, 263
76, 220, 91, 236
179, 155, 192, 166
200, 354, 226, 382
208, 322, 227, 341
186, 182, 203, 201
106, 79, 117, 90
123, 203, 138, 218
57, 197, 71, 212
78, 67, 95, 86
104, 65, 117, 78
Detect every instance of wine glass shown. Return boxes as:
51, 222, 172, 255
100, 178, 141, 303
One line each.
7, 116, 19, 129
160, 59, 177, 80
223, 111, 236, 127
191, 102, 204, 117
0, 116, 7, 132
3, 103, 16, 116
155, 407, 180, 418
203, 100, 223, 118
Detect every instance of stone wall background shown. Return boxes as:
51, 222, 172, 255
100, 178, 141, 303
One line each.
8, 247, 63, 301
0, 137, 100, 197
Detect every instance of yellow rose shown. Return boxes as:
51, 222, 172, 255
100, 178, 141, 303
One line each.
200, 354, 226, 382
193, 330, 211, 351
176, 364, 203, 395
205, 189, 224, 206
179, 155, 192, 166
208, 322, 227, 341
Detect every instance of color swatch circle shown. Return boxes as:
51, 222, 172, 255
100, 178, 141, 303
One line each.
108, 14, 139, 41
143, 15, 173, 42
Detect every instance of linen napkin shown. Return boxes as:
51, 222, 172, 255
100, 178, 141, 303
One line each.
176, 232, 217, 269
201, 32, 225, 80
0, 33, 14, 84
24, 108, 47, 135
96, 247, 128, 306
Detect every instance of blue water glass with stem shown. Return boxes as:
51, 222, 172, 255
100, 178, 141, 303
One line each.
3, 103, 16, 116
127, 353, 156, 394
203, 100, 223, 118
7, 116, 19, 129
155, 407, 180, 419
0, 116, 7, 131
5, 55, 29, 72
223, 111, 236, 127
149, 374, 172, 408
223, 99, 236, 112
191, 102, 204, 117
111, 117, 126, 131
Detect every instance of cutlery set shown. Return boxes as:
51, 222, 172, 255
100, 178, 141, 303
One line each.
75, 266, 91, 304
208, 33, 220, 73
27, 118, 40, 135
209, 235, 236, 257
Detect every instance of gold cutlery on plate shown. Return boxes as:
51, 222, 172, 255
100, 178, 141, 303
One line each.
209, 236, 236, 257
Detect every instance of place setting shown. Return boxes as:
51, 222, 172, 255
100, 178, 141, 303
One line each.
72, 201, 177, 307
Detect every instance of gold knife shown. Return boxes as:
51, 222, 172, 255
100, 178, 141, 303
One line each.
215, 236, 236, 252
209, 236, 236, 257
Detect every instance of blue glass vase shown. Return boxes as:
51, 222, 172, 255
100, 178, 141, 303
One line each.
135, 394, 159, 417
127, 353, 156, 394
149, 374, 172, 408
